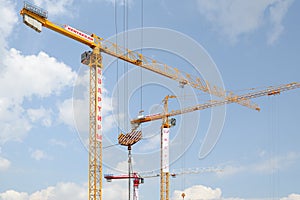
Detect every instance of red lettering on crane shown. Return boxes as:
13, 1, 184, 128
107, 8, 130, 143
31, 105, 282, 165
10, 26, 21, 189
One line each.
64, 25, 94, 42
96, 133, 102, 141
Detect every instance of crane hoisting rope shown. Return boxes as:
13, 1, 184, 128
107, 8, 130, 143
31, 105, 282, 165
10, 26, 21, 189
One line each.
140, 0, 144, 116
180, 88, 186, 194
114, 0, 121, 138
123, 1, 131, 199
128, 145, 133, 200
123, 0, 129, 138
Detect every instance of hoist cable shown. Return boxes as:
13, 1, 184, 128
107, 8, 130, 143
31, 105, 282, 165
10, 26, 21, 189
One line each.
114, 0, 121, 135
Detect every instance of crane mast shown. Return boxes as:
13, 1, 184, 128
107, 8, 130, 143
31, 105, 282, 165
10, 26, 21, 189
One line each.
87, 47, 103, 200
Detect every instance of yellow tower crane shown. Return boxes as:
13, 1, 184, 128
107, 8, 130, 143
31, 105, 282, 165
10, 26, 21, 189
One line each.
19, 2, 281, 200
130, 82, 300, 200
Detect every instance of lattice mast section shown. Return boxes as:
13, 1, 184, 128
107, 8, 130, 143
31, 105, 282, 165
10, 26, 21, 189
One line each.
87, 47, 103, 200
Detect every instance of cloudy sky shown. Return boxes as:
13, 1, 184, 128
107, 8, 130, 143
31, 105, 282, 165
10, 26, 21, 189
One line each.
0, 0, 300, 200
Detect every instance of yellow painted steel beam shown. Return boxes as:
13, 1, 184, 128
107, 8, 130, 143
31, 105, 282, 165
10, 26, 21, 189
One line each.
20, 8, 98, 48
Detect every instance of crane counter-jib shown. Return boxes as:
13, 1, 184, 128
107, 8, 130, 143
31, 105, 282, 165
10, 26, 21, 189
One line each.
20, 8, 98, 48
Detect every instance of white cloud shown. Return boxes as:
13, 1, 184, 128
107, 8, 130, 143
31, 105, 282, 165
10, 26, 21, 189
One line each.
0, 0, 17, 56
0, 49, 77, 144
0, 190, 29, 200
32, 0, 74, 17
103, 182, 128, 200
58, 68, 115, 141
0, 0, 78, 145
27, 107, 52, 127
0, 102, 32, 144
172, 185, 300, 200
217, 152, 299, 177
196, 0, 294, 44
103, 114, 116, 133
30, 182, 87, 200
49, 138, 67, 148
253, 152, 299, 173
216, 164, 246, 177
1, 49, 76, 102
115, 159, 132, 173
267, 0, 294, 44
0, 181, 299, 200
173, 185, 222, 200
30, 149, 49, 161
224, 198, 244, 200
0, 2, 76, 144
88, 0, 133, 7
58, 98, 77, 128
281, 194, 300, 200
0, 156, 11, 171
57, 68, 89, 131
0, 181, 128, 200
31, 0, 134, 18
139, 132, 160, 151
0, 182, 87, 200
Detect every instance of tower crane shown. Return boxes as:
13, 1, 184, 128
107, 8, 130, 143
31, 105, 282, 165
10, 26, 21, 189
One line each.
104, 168, 221, 200
129, 82, 300, 200
104, 172, 157, 200
19, 2, 263, 200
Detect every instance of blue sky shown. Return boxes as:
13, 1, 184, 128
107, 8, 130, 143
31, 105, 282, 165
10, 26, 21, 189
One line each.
0, 0, 300, 200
